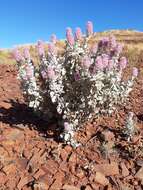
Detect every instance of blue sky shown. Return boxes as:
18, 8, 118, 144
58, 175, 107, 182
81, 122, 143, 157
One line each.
0, 0, 143, 48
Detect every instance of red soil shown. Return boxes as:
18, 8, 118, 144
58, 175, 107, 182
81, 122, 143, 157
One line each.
0, 64, 143, 190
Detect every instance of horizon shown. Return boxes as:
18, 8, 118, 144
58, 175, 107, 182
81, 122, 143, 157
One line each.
0, 0, 143, 48
1, 29, 143, 51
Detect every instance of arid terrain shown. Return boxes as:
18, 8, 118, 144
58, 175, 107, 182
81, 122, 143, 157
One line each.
0, 30, 143, 190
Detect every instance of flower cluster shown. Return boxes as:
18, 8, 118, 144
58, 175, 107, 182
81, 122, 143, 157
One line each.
13, 21, 138, 146
13, 48, 42, 111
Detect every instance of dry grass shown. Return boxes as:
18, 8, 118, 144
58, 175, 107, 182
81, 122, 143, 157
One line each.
1, 30, 143, 67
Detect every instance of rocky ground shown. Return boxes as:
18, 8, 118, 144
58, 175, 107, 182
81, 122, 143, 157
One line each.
0, 63, 143, 190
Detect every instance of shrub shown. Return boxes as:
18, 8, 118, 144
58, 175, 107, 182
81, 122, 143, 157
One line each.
13, 21, 138, 146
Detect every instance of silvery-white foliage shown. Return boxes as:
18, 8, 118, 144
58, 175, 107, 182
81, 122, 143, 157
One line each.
15, 31, 138, 146
123, 112, 135, 141
60, 122, 80, 147
17, 60, 43, 111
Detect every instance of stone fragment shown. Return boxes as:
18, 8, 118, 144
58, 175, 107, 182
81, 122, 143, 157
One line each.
33, 168, 46, 180
85, 185, 92, 190
135, 166, 143, 180
0, 102, 11, 109
62, 184, 80, 190
38, 172, 53, 186
42, 159, 58, 175
17, 158, 28, 171
0, 172, 7, 184
94, 172, 109, 186
33, 181, 49, 190
17, 176, 33, 190
120, 162, 129, 177
5, 128, 24, 141
2, 163, 16, 175
94, 162, 119, 176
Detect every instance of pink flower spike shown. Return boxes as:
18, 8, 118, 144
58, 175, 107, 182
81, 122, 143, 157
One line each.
109, 35, 117, 49
23, 48, 31, 60
100, 37, 109, 47
132, 67, 138, 77
48, 43, 57, 55
37, 40, 45, 57
108, 60, 114, 70
115, 43, 123, 54
75, 27, 82, 40
37, 40, 44, 46
102, 54, 109, 68
95, 56, 104, 71
66, 27, 72, 35
50, 34, 57, 44
47, 67, 56, 80
119, 57, 127, 70
66, 27, 75, 46
74, 71, 80, 81
41, 70, 48, 79
25, 65, 34, 79
37, 46, 45, 57
13, 49, 23, 62
102, 37, 109, 43
64, 122, 71, 132
86, 21, 93, 36
81, 56, 92, 69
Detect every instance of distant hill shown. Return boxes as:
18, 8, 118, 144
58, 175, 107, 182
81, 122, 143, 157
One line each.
1, 30, 143, 65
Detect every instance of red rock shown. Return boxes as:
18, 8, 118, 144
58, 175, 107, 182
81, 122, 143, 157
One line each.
60, 148, 70, 161
23, 149, 32, 159
106, 185, 113, 190
5, 128, 24, 141
86, 149, 100, 161
0, 172, 7, 184
69, 162, 76, 174
94, 172, 109, 186
38, 172, 53, 186
62, 184, 80, 190
59, 161, 69, 172
89, 174, 95, 182
2, 163, 17, 175
64, 145, 73, 153
61, 145, 72, 157
68, 175, 79, 185
77, 177, 88, 187
28, 149, 43, 165
33, 181, 49, 190
26, 149, 46, 173
85, 185, 92, 190
0, 146, 9, 165
120, 162, 129, 177
17, 176, 33, 190
42, 159, 59, 175
17, 158, 28, 171
69, 152, 78, 163
94, 162, 119, 176
33, 168, 46, 180
135, 166, 143, 180
49, 179, 63, 190
6, 179, 18, 189
54, 170, 65, 182
91, 183, 101, 190
0, 102, 11, 109
75, 168, 85, 179
22, 186, 32, 190
2, 139, 15, 146
85, 124, 96, 138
